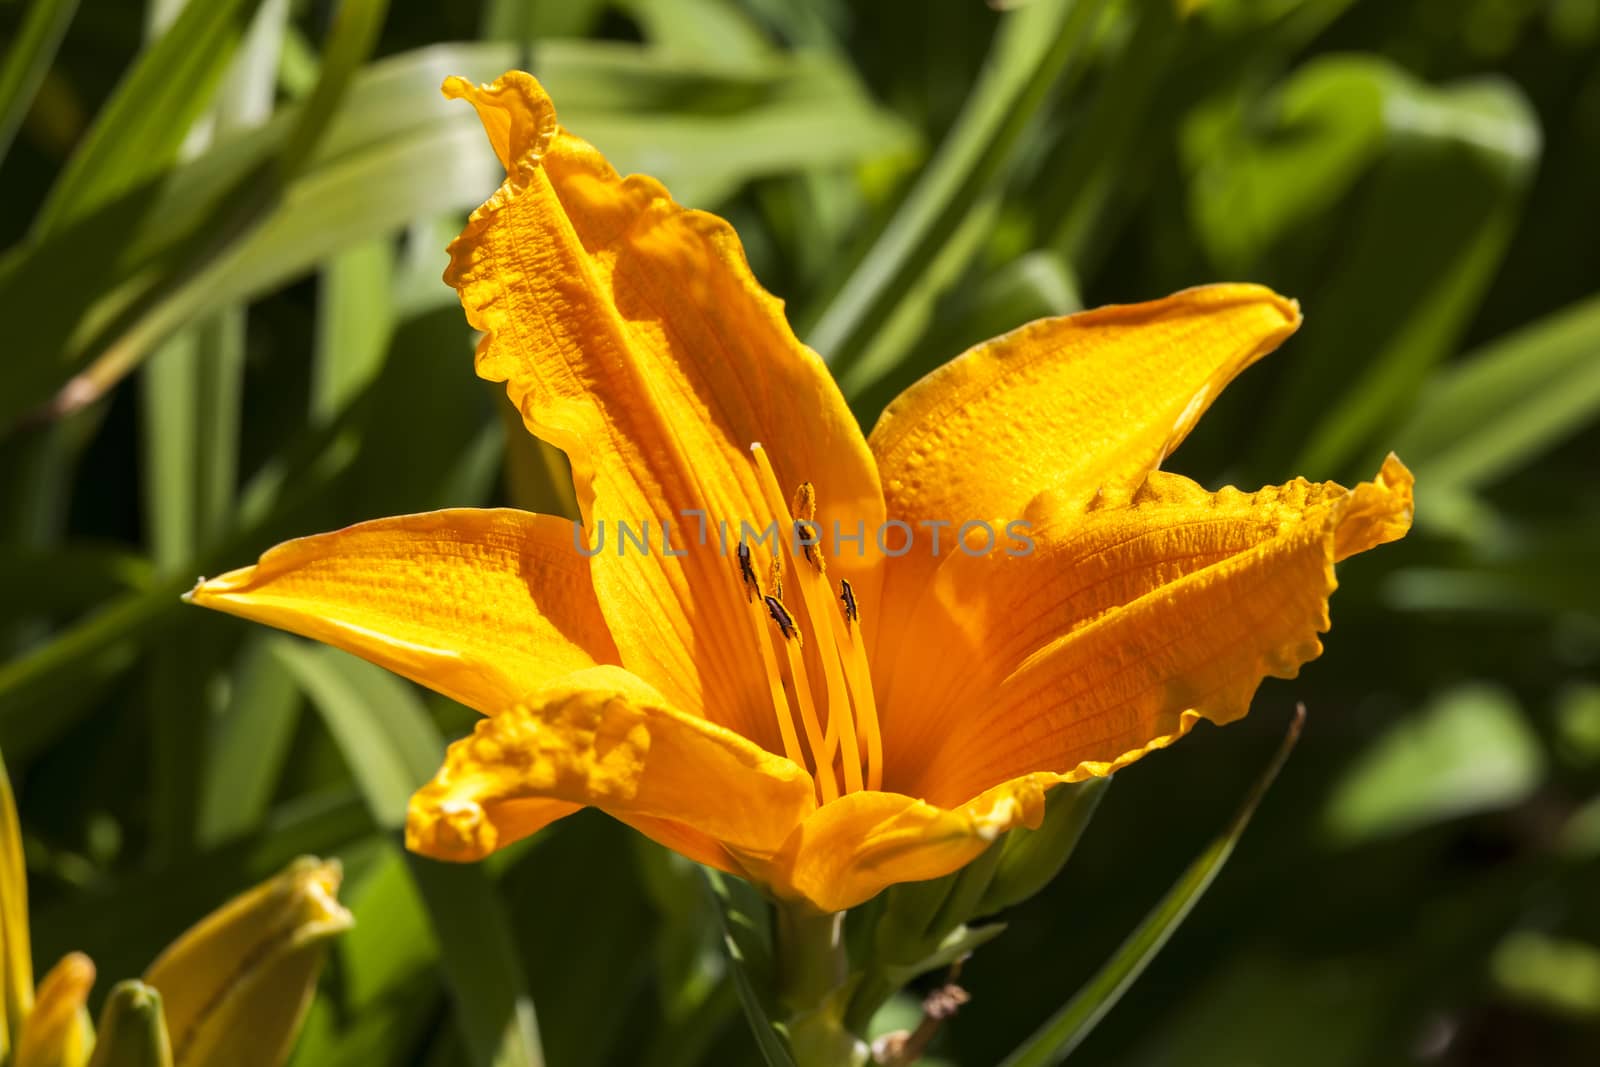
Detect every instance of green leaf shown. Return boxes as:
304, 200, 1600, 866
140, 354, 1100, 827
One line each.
1219, 57, 1541, 480
31, 0, 268, 235
270, 641, 443, 828
1043, 2, 1180, 274
43, 0, 391, 421
0, 545, 151, 620
276, 639, 545, 1067
1391, 291, 1600, 492
30, 790, 374, 984
977, 777, 1109, 916
1185, 55, 1395, 272
313, 239, 395, 422
0, 38, 909, 433
848, 245, 1081, 413
703, 869, 795, 1067
481, 0, 607, 45
277, 0, 390, 180
0, 572, 188, 760
998, 707, 1306, 1067
405, 856, 547, 1067
199, 636, 302, 846
0, 0, 79, 164
290, 846, 442, 1067
1323, 684, 1545, 844
806, 0, 1104, 379
1490, 931, 1600, 1020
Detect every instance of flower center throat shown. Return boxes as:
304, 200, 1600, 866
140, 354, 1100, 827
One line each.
743, 444, 882, 803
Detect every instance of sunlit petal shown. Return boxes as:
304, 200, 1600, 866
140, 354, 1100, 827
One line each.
757, 776, 1055, 913
868, 284, 1300, 662
888, 457, 1413, 805
442, 73, 884, 744
188, 509, 616, 715
406, 666, 816, 863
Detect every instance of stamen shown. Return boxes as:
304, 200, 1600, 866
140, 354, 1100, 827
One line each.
792, 482, 817, 520
773, 608, 835, 803
749, 444, 863, 795
792, 482, 823, 571
752, 607, 806, 771
834, 596, 883, 792
768, 558, 784, 604
763, 595, 800, 645
737, 542, 759, 602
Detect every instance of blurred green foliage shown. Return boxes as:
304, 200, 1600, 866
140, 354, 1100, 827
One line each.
1, 0, 1597, 1063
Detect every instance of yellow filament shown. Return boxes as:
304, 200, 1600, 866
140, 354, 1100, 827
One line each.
744, 589, 805, 772
835, 614, 883, 792
750, 444, 863, 795
775, 625, 836, 804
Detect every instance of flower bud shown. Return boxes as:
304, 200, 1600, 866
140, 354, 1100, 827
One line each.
1, 752, 34, 1059
12, 953, 94, 1067
975, 777, 1109, 915
86, 981, 173, 1067
143, 857, 353, 1067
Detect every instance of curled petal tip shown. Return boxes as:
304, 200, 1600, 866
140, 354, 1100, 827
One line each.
406, 794, 497, 862
183, 566, 253, 606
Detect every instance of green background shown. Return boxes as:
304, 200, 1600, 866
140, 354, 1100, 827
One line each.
2, 0, 1598, 1063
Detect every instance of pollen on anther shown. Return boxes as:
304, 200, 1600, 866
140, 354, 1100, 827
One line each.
737, 542, 759, 601
763, 595, 801, 645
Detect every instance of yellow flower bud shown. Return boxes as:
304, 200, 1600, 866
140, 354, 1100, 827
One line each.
1, 752, 34, 1060
12, 953, 94, 1067
143, 857, 352, 1067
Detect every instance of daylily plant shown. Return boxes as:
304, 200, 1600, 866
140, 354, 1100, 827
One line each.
187, 66, 1410, 1027
0, 751, 351, 1067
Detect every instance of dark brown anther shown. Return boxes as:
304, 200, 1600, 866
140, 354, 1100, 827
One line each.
763, 595, 801, 644
839, 578, 859, 623
737, 542, 759, 602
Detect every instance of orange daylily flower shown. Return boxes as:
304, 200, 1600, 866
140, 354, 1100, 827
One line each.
187, 72, 1413, 914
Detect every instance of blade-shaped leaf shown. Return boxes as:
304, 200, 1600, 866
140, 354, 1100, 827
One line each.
703, 869, 796, 1067
1221, 58, 1540, 480
404, 856, 546, 1067
276, 641, 544, 1067
1391, 291, 1600, 493
199, 635, 302, 846
270, 641, 442, 828
31, 0, 267, 235
998, 707, 1306, 1067
0, 0, 79, 163
807, 0, 1103, 380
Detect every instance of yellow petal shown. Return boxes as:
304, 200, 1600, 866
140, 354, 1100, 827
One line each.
755, 776, 1054, 913
144, 858, 351, 1067
187, 509, 617, 715
441, 72, 884, 745
868, 284, 1299, 661
12, 953, 94, 1067
885, 456, 1412, 806
0, 751, 32, 1057
406, 666, 816, 864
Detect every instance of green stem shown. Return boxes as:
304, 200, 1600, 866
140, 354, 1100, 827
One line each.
773, 905, 865, 1067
